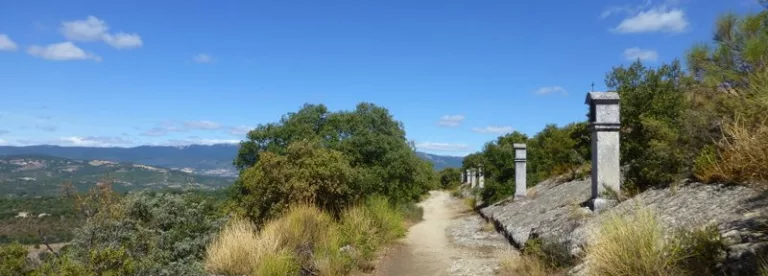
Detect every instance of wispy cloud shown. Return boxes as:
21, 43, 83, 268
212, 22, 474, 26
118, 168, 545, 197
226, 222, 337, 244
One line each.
162, 138, 240, 146
0, 130, 9, 135
0, 34, 18, 51
472, 126, 513, 134
193, 53, 214, 63
141, 120, 222, 136
35, 125, 58, 132
623, 47, 659, 61
437, 115, 465, 127
60, 16, 143, 49
229, 125, 252, 136
415, 142, 469, 152
182, 120, 221, 130
534, 86, 567, 96
27, 42, 102, 62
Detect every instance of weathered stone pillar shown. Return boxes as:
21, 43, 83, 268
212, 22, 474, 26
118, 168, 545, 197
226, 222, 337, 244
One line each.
470, 168, 477, 188
478, 168, 485, 188
585, 92, 621, 205
514, 143, 527, 199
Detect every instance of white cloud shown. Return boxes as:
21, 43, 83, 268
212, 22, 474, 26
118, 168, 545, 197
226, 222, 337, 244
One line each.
472, 126, 513, 134
415, 142, 469, 152
103, 32, 142, 49
60, 16, 142, 49
534, 86, 567, 96
57, 136, 133, 147
193, 53, 214, 63
612, 7, 688, 34
623, 47, 659, 61
0, 34, 18, 51
437, 115, 465, 127
229, 125, 252, 136
27, 42, 102, 61
183, 120, 221, 130
61, 16, 109, 41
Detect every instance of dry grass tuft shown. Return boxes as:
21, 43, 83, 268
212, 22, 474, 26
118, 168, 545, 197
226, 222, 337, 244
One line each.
586, 208, 681, 276
696, 114, 768, 186
204, 218, 265, 275
499, 254, 551, 276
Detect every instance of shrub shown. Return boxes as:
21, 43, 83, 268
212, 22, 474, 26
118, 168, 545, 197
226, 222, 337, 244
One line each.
33, 191, 227, 276
437, 167, 462, 190
500, 254, 551, 276
0, 242, 31, 276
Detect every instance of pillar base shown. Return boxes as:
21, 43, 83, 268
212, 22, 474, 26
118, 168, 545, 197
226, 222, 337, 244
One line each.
586, 197, 617, 213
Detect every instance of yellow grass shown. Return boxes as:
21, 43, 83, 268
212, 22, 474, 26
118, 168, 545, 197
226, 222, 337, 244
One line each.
585, 208, 682, 276
499, 252, 550, 276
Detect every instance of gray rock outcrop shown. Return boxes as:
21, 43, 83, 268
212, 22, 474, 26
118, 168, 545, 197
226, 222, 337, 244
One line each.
480, 178, 768, 275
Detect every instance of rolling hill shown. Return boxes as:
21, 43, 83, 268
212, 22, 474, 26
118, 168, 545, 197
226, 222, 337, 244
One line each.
0, 155, 233, 197
0, 144, 464, 175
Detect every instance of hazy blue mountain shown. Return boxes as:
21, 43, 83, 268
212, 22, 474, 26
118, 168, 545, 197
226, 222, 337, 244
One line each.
416, 152, 464, 170
0, 145, 463, 175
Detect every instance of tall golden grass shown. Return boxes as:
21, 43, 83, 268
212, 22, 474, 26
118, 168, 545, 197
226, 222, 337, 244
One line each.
205, 197, 410, 276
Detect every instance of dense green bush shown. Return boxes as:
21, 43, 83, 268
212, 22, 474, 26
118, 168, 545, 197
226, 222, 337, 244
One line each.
231, 103, 435, 224
437, 167, 461, 189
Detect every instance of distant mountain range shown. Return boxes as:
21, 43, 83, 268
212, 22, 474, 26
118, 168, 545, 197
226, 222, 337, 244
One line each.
0, 155, 232, 197
0, 144, 464, 176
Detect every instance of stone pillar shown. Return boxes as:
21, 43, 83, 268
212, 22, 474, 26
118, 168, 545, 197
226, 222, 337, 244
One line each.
514, 143, 527, 199
478, 168, 485, 188
470, 168, 476, 188
585, 92, 621, 204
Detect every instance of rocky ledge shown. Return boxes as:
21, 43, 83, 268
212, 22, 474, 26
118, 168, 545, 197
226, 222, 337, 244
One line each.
479, 178, 768, 275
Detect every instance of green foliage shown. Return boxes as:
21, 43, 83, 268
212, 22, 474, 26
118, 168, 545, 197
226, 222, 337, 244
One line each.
437, 167, 461, 189
232, 140, 357, 224
0, 242, 32, 276
480, 179, 515, 204
26, 191, 226, 275
687, 10, 768, 89
468, 124, 590, 204
523, 237, 575, 270
527, 122, 590, 184
232, 103, 434, 224
606, 60, 689, 190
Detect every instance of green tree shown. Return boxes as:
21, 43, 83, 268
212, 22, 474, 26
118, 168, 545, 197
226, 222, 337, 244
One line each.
232, 140, 357, 224
232, 103, 433, 223
687, 10, 768, 90
437, 168, 461, 189
606, 60, 688, 190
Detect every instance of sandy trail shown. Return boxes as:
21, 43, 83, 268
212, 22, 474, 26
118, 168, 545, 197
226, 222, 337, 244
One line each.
372, 191, 514, 276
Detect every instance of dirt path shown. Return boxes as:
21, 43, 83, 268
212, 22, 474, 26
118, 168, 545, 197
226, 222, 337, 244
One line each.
371, 191, 516, 276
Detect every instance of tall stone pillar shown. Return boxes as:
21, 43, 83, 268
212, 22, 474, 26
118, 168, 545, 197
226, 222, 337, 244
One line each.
478, 168, 485, 188
470, 168, 476, 188
514, 143, 527, 198
585, 92, 621, 205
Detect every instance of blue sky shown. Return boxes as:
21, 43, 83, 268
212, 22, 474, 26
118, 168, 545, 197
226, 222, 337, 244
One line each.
0, 0, 763, 156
